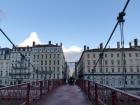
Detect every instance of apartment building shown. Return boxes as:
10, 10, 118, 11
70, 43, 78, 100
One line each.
0, 48, 11, 86
76, 39, 140, 92
31, 41, 66, 81
0, 41, 66, 86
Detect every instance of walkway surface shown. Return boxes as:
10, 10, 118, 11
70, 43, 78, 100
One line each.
33, 85, 92, 105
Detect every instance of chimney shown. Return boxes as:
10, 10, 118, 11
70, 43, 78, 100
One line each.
87, 46, 89, 50
49, 41, 51, 45
129, 42, 132, 48
134, 39, 138, 47
33, 41, 35, 47
117, 42, 120, 48
60, 42, 62, 47
100, 43, 103, 49
84, 45, 86, 51
56, 43, 58, 46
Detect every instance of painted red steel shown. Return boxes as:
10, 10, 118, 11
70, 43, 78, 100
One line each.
0, 79, 64, 105
76, 79, 140, 105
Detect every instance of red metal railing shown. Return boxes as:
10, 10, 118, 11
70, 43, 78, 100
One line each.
76, 79, 140, 105
0, 79, 64, 105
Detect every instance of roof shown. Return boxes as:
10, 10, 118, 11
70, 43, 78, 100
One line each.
35, 44, 61, 47
77, 47, 140, 65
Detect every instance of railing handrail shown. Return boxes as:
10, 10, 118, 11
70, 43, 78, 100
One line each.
95, 81, 140, 100
0, 79, 64, 90
76, 79, 140, 105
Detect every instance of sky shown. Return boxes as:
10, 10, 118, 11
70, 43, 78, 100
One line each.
0, 0, 140, 62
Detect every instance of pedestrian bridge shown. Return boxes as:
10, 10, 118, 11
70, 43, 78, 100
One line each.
0, 79, 140, 105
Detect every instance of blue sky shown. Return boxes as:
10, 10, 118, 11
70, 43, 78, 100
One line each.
0, 0, 140, 61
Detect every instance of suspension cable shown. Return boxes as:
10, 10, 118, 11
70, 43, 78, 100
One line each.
91, 0, 130, 79
93, 0, 129, 69
0, 28, 37, 75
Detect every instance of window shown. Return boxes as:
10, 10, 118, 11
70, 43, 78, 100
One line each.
137, 68, 140, 72
131, 75, 133, 79
129, 53, 132, 57
131, 81, 134, 85
49, 60, 51, 65
53, 60, 56, 65
45, 61, 47, 65
49, 67, 51, 71
105, 54, 107, 58
87, 60, 90, 65
111, 60, 114, 65
106, 68, 108, 72
135, 53, 138, 57
53, 54, 56, 58
57, 60, 59, 65
93, 60, 96, 65
130, 67, 133, 72
105, 60, 108, 65
87, 54, 90, 58
88, 67, 90, 73
37, 55, 39, 59
117, 53, 119, 57
0, 71, 3, 76
125, 81, 127, 85
57, 54, 60, 58
41, 54, 43, 59
93, 54, 96, 58
57, 74, 59, 79
100, 68, 103, 73
117, 60, 120, 65
49, 74, 51, 78
57, 67, 59, 72
41, 61, 43, 65
49, 54, 51, 58
111, 54, 114, 57
118, 68, 120, 72
137, 81, 140, 85
112, 68, 114, 72
53, 74, 55, 78
106, 81, 109, 85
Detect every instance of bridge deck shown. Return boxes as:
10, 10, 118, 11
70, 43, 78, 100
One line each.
33, 85, 92, 105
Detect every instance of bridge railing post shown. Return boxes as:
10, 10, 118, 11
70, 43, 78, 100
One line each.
95, 83, 99, 105
40, 81, 43, 97
26, 83, 30, 105
48, 80, 50, 92
112, 91, 117, 105
88, 81, 90, 100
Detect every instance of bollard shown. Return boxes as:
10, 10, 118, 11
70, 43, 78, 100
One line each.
47, 80, 50, 92
88, 81, 90, 100
95, 83, 99, 105
112, 91, 117, 105
40, 81, 43, 97
26, 83, 30, 105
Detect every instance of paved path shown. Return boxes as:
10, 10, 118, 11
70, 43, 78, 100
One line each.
33, 85, 92, 105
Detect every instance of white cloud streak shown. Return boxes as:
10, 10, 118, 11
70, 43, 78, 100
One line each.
18, 32, 42, 47
63, 46, 82, 62
18, 32, 82, 62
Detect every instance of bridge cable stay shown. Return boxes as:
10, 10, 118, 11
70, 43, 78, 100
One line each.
0, 28, 40, 81
91, 0, 130, 82
118, 14, 127, 90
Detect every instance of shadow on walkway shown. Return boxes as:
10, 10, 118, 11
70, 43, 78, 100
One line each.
33, 85, 92, 105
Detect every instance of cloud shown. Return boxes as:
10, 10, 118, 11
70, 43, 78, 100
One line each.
0, 10, 6, 22
19, 32, 82, 62
18, 32, 42, 47
63, 46, 82, 62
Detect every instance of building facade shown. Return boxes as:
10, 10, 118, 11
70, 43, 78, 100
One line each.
0, 48, 11, 86
0, 41, 66, 86
77, 39, 140, 94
